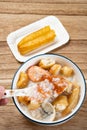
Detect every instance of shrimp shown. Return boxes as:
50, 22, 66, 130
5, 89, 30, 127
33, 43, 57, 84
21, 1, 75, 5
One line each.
27, 66, 50, 82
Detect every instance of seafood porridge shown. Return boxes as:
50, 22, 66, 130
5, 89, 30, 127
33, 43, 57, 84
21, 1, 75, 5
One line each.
16, 58, 80, 122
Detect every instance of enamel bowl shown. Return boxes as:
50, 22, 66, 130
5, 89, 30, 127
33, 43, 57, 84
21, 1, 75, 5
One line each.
12, 54, 86, 126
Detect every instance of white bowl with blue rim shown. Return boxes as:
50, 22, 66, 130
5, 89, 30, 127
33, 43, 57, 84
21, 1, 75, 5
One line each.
11, 53, 86, 126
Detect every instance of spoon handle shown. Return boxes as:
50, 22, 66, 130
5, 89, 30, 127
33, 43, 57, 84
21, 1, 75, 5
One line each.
2, 88, 28, 99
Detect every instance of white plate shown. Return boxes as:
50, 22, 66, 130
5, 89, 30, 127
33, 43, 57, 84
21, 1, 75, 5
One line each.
7, 16, 69, 62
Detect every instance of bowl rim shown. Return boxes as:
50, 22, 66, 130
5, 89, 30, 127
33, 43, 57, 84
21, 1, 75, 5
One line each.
11, 53, 86, 125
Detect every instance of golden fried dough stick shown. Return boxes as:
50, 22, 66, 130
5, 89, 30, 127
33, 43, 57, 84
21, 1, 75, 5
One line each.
17, 72, 29, 88
18, 26, 51, 47
62, 84, 80, 116
53, 95, 68, 112
18, 29, 56, 55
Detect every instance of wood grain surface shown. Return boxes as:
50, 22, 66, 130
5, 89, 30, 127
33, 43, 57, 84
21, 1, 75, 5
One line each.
0, 0, 87, 130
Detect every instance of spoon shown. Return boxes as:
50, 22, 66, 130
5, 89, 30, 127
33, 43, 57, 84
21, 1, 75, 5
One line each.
3, 88, 56, 121
2, 87, 33, 99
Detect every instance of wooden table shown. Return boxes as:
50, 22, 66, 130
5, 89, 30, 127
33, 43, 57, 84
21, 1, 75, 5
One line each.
0, 0, 87, 130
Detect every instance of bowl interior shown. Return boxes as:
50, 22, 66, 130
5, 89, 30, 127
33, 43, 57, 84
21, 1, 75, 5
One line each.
12, 54, 86, 125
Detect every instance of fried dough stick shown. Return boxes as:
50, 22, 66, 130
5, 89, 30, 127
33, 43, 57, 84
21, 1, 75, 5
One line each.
18, 26, 51, 47
18, 29, 56, 55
